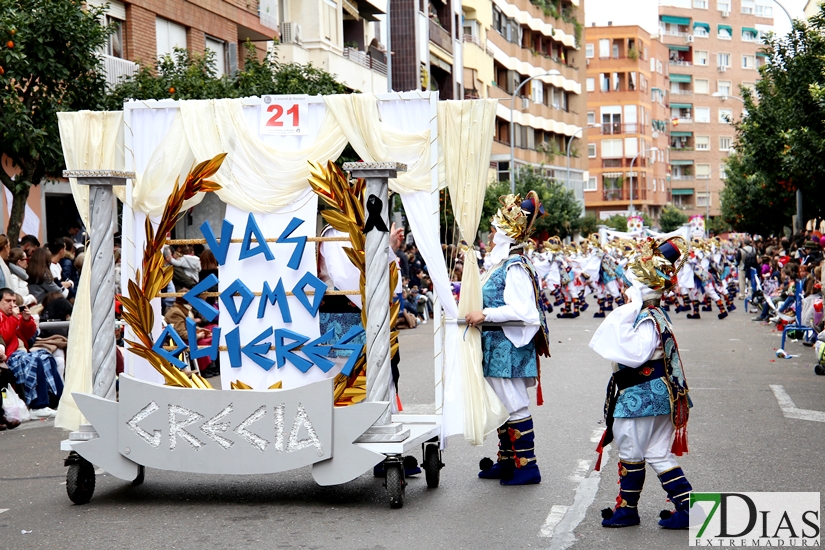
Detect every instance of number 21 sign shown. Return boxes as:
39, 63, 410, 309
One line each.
260, 95, 309, 135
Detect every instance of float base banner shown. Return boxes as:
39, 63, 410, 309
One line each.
690, 492, 820, 546
69, 375, 388, 486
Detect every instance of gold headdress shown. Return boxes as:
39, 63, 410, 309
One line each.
491, 191, 544, 243
627, 236, 688, 291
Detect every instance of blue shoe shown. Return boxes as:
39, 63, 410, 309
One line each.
717, 311, 728, 319
728, 303, 737, 311
499, 417, 541, 485
593, 311, 605, 318
602, 506, 641, 527
658, 466, 693, 530
601, 460, 645, 528
479, 426, 514, 479
659, 509, 689, 529
500, 462, 541, 485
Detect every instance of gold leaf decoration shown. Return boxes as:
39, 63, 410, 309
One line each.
308, 161, 400, 407
121, 154, 227, 389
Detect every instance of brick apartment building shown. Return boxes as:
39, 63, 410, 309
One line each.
658, 0, 773, 219
584, 24, 670, 223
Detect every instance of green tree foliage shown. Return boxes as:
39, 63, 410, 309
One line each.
105, 42, 348, 109
604, 214, 627, 232
0, 0, 111, 244
722, 9, 825, 233
576, 214, 600, 237
477, 167, 582, 238
659, 204, 689, 232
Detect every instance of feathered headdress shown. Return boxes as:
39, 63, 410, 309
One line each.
491, 191, 544, 243
627, 236, 688, 291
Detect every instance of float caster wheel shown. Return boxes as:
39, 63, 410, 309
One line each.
65, 452, 95, 505
384, 461, 405, 509
815, 365, 825, 376
423, 443, 443, 489
132, 465, 145, 486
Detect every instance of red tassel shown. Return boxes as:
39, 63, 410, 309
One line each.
395, 393, 403, 412
594, 430, 607, 471
536, 378, 544, 406
671, 427, 688, 456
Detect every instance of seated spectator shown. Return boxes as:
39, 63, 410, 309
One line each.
26, 248, 70, 302
199, 249, 219, 306
0, 235, 11, 290
39, 291, 73, 337
19, 234, 39, 259
7, 247, 32, 302
163, 294, 215, 376
0, 288, 61, 417
166, 245, 201, 289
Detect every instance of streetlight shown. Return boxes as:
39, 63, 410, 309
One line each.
628, 146, 658, 213
510, 70, 561, 193
565, 122, 601, 210
711, 91, 745, 103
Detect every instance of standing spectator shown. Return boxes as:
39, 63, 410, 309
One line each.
113, 249, 121, 296
738, 238, 757, 298
67, 221, 87, 249
19, 235, 40, 259
60, 237, 80, 291
199, 249, 219, 306
0, 235, 12, 289
47, 239, 65, 282
166, 245, 200, 289
26, 248, 69, 302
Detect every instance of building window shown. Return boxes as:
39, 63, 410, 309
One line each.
497, 161, 510, 182
696, 192, 712, 206
694, 25, 709, 38
719, 108, 732, 123
156, 17, 187, 58
599, 39, 609, 58
742, 55, 756, 69
653, 178, 657, 191
696, 164, 711, 179
584, 177, 597, 191
720, 163, 728, 179
742, 29, 757, 42
720, 136, 733, 150
695, 79, 709, 94
694, 0, 708, 7
717, 52, 730, 68
586, 43, 594, 58
741, 81, 756, 91
696, 107, 711, 123
717, 80, 731, 95
718, 0, 731, 11
755, 3, 773, 17
586, 78, 595, 92
324, 0, 338, 42
587, 111, 596, 124
741, 0, 754, 14
205, 36, 226, 76
600, 73, 609, 92
718, 27, 732, 40
696, 135, 710, 150
588, 143, 597, 158
695, 51, 709, 66
601, 139, 623, 159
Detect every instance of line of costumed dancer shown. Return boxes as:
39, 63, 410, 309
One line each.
527, 233, 741, 322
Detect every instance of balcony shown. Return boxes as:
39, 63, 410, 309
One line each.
600, 123, 644, 135
602, 186, 647, 201
601, 158, 648, 168
429, 18, 453, 55
463, 34, 493, 57
343, 47, 387, 76
669, 59, 692, 67
101, 54, 137, 88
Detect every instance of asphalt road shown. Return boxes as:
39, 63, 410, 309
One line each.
2, 299, 824, 550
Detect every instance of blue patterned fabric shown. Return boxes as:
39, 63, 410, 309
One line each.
481, 257, 538, 379
613, 375, 672, 418
7, 349, 63, 407
319, 312, 365, 358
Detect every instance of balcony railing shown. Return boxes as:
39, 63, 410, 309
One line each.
671, 175, 695, 181
600, 123, 644, 135
670, 89, 693, 95
101, 54, 137, 88
343, 47, 388, 76
601, 158, 649, 168
429, 18, 453, 54
463, 34, 494, 56
669, 59, 692, 66
602, 187, 648, 201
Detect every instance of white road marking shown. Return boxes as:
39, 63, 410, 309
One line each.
539, 505, 569, 538
0, 509, 8, 514
770, 385, 825, 423
569, 459, 592, 483
590, 428, 605, 443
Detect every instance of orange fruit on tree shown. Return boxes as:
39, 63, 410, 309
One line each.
6, 41, 13, 48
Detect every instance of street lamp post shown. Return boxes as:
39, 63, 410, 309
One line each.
510, 70, 561, 193
628, 146, 658, 213
565, 123, 601, 215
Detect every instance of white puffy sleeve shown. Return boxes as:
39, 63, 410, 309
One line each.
483, 263, 540, 347
588, 285, 660, 368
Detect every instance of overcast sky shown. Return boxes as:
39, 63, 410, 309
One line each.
583, 0, 806, 37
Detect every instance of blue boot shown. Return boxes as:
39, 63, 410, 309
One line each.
500, 417, 541, 485
601, 460, 645, 527
478, 425, 514, 479
657, 467, 693, 529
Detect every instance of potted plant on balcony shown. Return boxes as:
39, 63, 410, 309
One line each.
628, 48, 638, 61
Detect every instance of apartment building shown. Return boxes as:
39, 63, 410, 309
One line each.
462, 0, 586, 197
89, 0, 388, 94
584, 25, 670, 222
658, 0, 773, 218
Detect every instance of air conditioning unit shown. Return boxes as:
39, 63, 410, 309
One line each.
521, 96, 530, 110
685, 35, 694, 43
280, 22, 302, 45
722, 10, 730, 17
586, 58, 591, 66
718, 65, 727, 73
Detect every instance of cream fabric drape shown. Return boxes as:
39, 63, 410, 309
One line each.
55, 110, 125, 431
438, 100, 508, 445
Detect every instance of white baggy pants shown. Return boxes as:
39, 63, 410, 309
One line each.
612, 415, 679, 474
486, 377, 534, 420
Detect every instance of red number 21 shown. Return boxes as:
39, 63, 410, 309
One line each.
266, 103, 300, 127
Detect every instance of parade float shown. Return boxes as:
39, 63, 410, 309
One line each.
55, 92, 514, 508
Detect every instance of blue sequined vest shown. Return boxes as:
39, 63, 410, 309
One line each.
480, 257, 538, 379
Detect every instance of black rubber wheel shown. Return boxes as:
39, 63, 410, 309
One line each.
423, 444, 442, 489
132, 465, 145, 486
66, 459, 95, 505
385, 463, 405, 509
815, 365, 825, 376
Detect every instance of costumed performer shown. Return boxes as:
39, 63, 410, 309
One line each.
589, 237, 694, 529
466, 191, 550, 486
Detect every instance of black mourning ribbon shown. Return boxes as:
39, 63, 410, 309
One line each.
364, 194, 389, 233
